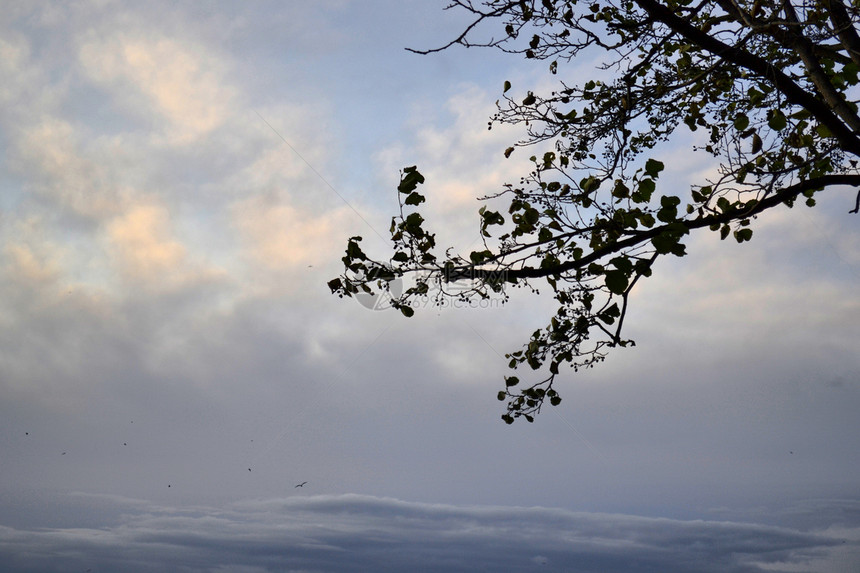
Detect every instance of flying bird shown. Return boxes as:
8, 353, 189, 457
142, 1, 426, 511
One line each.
295, 481, 308, 488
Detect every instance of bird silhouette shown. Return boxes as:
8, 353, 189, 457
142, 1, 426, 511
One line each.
295, 481, 308, 488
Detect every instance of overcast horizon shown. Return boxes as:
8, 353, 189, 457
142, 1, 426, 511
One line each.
1, 1, 859, 571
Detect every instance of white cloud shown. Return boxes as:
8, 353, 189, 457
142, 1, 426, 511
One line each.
12, 117, 128, 219
232, 195, 354, 272
3, 242, 59, 287
0, 3, 361, 417
0, 34, 34, 105
78, 33, 235, 143
0, 3, 358, 303
105, 199, 226, 293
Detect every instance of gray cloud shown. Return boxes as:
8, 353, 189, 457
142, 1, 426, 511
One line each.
0, 493, 853, 573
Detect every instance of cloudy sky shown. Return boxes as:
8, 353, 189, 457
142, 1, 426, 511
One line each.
1, 1, 859, 571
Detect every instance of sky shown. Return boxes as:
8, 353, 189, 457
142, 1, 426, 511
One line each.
1, 1, 859, 571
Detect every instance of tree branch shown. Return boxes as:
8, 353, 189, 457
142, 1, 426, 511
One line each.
826, 0, 860, 69
780, 0, 860, 135
405, 1, 519, 54
633, 0, 860, 157
456, 174, 860, 281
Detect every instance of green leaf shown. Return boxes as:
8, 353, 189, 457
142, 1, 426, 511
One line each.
843, 62, 859, 84
503, 80, 512, 93
604, 270, 629, 294
398, 167, 425, 194
651, 233, 677, 254
638, 212, 655, 227
768, 110, 787, 131
734, 228, 753, 242
505, 376, 520, 387
404, 192, 425, 206
481, 210, 505, 226
346, 239, 367, 261
644, 158, 665, 178
399, 305, 415, 318
612, 180, 630, 199
610, 256, 633, 273
404, 212, 424, 227
733, 114, 749, 131
661, 195, 680, 208
637, 178, 656, 201
470, 249, 493, 263
751, 132, 762, 153
581, 175, 600, 193
598, 302, 621, 324
748, 87, 765, 106
657, 195, 680, 223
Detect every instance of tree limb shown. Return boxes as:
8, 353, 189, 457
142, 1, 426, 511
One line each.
455, 173, 860, 281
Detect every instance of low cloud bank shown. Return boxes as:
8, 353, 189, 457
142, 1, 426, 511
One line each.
0, 493, 854, 573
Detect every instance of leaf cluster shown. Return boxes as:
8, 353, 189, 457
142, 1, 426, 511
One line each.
333, 0, 860, 423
